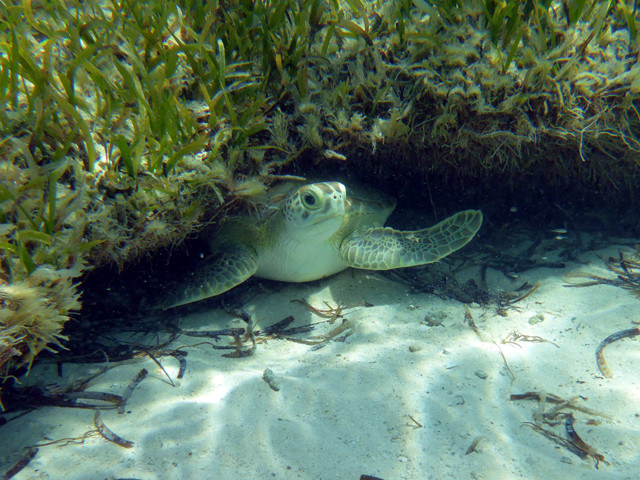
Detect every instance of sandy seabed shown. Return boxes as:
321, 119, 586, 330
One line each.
1, 242, 639, 480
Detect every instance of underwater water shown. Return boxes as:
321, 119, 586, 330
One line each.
2, 0, 640, 479
2, 194, 640, 480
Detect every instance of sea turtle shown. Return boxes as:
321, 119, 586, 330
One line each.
163, 181, 482, 308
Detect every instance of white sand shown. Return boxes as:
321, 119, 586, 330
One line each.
1, 244, 639, 480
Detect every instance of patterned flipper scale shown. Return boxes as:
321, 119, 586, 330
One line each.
339, 209, 483, 270
163, 244, 258, 309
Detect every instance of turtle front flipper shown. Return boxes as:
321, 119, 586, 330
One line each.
163, 245, 258, 309
340, 209, 483, 270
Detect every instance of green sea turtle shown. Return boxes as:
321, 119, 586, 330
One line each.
164, 181, 482, 308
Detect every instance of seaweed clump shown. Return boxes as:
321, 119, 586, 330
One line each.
0, 263, 83, 379
0, 156, 87, 380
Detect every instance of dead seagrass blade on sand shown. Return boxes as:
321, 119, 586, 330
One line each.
162, 181, 483, 308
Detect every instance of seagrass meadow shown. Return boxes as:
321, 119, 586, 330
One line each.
0, 0, 639, 393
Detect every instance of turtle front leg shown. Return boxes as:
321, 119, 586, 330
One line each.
162, 244, 259, 309
339, 209, 483, 270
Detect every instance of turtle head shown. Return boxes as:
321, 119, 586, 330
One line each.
280, 182, 346, 240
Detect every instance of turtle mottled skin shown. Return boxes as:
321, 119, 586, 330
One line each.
164, 181, 482, 308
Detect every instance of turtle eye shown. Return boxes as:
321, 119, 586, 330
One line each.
302, 191, 320, 209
